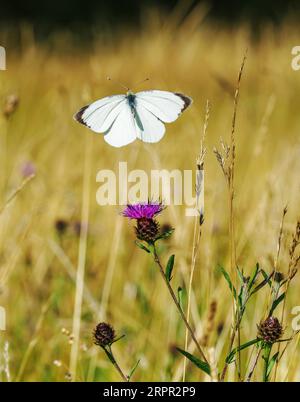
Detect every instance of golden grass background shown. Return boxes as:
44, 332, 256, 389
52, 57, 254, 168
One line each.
0, 9, 300, 381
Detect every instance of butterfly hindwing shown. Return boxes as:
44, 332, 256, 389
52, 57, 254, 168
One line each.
134, 103, 166, 143
103, 102, 137, 148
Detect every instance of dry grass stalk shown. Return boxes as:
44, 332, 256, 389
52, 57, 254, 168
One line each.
69, 136, 92, 381
218, 52, 247, 381
273, 219, 300, 380
201, 300, 217, 347
0, 174, 35, 216
182, 100, 210, 381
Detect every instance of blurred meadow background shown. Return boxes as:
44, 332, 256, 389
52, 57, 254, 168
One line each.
0, 0, 300, 382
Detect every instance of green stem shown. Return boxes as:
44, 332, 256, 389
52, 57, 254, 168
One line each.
263, 343, 272, 382
104, 346, 129, 382
246, 347, 262, 382
220, 309, 243, 381
152, 245, 209, 366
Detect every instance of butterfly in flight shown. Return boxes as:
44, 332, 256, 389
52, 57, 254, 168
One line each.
74, 81, 192, 148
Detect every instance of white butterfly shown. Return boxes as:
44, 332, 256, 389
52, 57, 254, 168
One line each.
74, 90, 192, 148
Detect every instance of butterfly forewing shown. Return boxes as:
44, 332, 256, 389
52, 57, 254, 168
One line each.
74, 94, 126, 133
135, 90, 192, 123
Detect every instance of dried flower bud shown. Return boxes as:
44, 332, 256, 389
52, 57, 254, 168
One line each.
217, 322, 224, 336
169, 343, 179, 357
274, 272, 284, 283
3, 94, 19, 118
55, 219, 68, 235
65, 372, 72, 381
161, 223, 173, 236
93, 322, 115, 347
20, 161, 36, 178
257, 316, 283, 344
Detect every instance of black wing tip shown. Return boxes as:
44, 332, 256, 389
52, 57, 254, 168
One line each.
73, 105, 89, 125
175, 93, 193, 112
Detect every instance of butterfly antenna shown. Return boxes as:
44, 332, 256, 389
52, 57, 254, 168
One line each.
107, 76, 129, 91
131, 78, 150, 91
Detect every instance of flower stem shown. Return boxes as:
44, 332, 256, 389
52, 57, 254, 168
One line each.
106, 346, 129, 382
220, 310, 243, 381
262, 343, 272, 382
220, 326, 237, 381
152, 245, 209, 365
246, 347, 262, 382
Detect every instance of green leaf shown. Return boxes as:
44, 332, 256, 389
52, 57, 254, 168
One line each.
111, 334, 125, 345
219, 266, 237, 300
176, 347, 211, 375
155, 228, 174, 241
178, 287, 184, 310
269, 292, 285, 316
165, 254, 175, 282
261, 269, 273, 288
248, 263, 260, 291
103, 348, 116, 364
276, 337, 293, 343
128, 359, 140, 380
262, 343, 272, 382
266, 352, 279, 378
226, 338, 260, 364
238, 288, 244, 310
236, 266, 245, 284
250, 271, 274, 296
135, 241, 150, 253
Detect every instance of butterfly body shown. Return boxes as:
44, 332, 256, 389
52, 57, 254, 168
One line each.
74, 90, 192, 147
126, 91, 137, 110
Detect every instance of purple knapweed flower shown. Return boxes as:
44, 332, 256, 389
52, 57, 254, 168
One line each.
122, 202, 165, 243
122, 202, 165, 220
